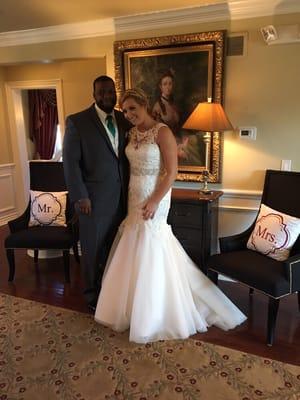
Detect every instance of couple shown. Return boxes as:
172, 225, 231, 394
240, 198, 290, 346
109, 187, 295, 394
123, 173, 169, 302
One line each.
63, 75, 246, 344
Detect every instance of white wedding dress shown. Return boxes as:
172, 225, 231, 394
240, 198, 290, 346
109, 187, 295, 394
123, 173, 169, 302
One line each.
95, 123, 246, 343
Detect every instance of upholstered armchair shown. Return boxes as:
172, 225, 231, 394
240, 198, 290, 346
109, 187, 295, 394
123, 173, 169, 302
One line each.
5, 161, 80, 283
207, 169, 300, 346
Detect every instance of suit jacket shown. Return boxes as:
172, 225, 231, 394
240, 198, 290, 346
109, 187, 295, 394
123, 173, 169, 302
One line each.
63, 104, 131, 216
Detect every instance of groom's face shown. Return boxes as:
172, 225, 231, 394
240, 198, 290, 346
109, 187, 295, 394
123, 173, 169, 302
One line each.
93, 80, 117, 114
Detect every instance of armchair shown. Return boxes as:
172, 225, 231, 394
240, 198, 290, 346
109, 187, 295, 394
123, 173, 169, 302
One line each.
4, 161, 80, 283
207, 169, 300, 346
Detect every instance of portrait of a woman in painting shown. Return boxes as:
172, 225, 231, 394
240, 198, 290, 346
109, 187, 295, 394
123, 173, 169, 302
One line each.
152, 69, 180, 135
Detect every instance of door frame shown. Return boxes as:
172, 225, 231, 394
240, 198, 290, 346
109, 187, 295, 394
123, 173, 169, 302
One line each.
5, 79, 64, 213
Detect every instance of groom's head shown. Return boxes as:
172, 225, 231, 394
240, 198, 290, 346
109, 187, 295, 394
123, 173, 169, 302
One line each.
93, 75, 117, 114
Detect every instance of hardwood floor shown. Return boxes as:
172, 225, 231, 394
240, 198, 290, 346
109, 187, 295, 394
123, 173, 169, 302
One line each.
1, 224, 299, 366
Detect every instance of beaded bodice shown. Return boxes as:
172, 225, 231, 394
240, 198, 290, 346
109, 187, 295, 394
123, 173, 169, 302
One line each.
124, 123, 171, 226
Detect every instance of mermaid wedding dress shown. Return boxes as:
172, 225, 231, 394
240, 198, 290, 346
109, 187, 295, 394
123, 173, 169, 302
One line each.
95, 123, 246, 343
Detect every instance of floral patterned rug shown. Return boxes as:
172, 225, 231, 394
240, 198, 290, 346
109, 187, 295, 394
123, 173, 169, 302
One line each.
0, 293, 299, 400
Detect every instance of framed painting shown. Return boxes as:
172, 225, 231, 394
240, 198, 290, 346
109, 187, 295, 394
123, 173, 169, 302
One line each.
114, 30, 226, 182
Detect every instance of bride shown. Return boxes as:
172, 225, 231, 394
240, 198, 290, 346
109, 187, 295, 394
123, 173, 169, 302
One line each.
94, 88, 246, 343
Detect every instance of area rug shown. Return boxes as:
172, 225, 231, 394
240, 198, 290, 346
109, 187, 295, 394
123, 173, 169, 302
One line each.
0, 294, 299, 400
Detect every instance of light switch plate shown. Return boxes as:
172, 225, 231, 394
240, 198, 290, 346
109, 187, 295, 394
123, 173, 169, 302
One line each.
281, 160, 291, 171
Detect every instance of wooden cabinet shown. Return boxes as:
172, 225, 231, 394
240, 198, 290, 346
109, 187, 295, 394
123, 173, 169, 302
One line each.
168, 189, 223, 273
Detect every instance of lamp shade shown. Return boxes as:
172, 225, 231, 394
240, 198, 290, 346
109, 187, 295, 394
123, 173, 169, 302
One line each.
183, 102, 233, 132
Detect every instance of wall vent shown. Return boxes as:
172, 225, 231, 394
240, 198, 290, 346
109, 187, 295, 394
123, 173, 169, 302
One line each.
227, 33, 247, 56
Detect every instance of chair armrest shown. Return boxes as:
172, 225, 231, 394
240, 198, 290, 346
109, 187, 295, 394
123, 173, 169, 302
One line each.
8, 203, 30, 233
219, 224, 254, 253
284, 253, 300, 292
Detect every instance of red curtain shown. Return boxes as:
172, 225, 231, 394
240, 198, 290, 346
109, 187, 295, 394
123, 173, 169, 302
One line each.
28, 89, 58, 159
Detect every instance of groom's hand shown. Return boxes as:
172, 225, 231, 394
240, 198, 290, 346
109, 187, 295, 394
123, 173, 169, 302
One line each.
76, 198, 92, 216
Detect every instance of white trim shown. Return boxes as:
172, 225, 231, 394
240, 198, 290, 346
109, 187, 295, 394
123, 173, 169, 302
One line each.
0, 212, 18, 226
114, 4, 230, 34
221, 188, 262, 199
0, 163, 15, 169
219, 188, 261, 213
0, 18, 115, 47
0, 1, 300, 47
219, 205, 258, 212
0, 205, 15, 213
0, 163, 17, 226
0, 174, 11, 179
228, 0, 300, 20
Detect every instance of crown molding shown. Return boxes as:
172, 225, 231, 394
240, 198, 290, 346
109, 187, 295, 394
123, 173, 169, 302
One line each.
114, 4, 230, 33
228, 0, 300, 20
0, 0, 300, 47
0, 18, 115, 47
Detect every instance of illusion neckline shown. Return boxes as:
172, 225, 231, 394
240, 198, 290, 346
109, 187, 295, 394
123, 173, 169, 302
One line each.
135, 123, 160, 134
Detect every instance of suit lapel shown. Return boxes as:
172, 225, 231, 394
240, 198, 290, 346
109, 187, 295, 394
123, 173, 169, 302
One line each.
88, 106, 116, 157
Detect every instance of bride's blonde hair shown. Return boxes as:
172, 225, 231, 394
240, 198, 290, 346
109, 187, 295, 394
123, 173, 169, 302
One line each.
120, 88, 150, 112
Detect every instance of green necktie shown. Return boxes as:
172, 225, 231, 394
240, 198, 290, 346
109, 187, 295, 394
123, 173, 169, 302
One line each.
106, 115, 116, 137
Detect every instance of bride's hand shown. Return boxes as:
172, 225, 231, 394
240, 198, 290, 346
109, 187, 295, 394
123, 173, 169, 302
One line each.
142, 199, 158, 220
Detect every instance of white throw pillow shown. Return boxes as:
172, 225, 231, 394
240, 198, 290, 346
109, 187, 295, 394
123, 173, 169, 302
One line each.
247, 203, 300, 261
29, 190, 68, 227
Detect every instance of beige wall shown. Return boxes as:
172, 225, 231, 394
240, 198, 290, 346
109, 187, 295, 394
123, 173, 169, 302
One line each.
0, 67, 11, 163
223, 15, 300, 190
5, 57, 106, 117
0, 12, 299, 191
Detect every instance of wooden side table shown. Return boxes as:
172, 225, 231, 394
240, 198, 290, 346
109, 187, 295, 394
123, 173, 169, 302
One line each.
168, 188, 223, 273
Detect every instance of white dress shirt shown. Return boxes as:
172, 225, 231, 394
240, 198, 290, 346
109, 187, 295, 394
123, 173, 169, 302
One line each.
94, 104, 119, 156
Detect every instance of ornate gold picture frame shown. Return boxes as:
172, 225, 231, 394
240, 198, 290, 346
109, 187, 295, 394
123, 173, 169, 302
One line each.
114, 30, 226, 182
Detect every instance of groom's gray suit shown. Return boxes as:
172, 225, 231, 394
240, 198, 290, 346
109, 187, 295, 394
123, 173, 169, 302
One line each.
63, 104, 131, 305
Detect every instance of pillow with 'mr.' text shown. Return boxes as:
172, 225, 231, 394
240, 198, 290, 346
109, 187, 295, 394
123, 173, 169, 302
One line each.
29, 190, 68, 227
247, 203, 300, 261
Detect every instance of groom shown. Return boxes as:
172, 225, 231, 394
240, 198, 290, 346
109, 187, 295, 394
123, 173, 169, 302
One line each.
63, 75, 131, 310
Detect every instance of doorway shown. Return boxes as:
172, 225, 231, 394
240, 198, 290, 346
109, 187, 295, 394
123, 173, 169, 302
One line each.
5, 79, 64, 213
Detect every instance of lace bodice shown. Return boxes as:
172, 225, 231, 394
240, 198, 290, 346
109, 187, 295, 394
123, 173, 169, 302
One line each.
124, 123, 171, 227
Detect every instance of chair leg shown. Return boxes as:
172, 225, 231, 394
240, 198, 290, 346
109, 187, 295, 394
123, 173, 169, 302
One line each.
34, 249, 39, 263
208, 270, 219, 285
249, 288, 254, 296
6, 249, 15, 281
267, 297, 280, 346
72, 242, 80, 264
63, 250, 70, 283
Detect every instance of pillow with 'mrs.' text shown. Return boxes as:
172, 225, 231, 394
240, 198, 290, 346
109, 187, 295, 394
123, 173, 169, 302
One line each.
29, 190, 68, 227
247, 203, 300, 261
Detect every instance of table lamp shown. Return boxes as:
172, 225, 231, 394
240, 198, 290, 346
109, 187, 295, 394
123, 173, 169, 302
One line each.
182, 99, 233, 195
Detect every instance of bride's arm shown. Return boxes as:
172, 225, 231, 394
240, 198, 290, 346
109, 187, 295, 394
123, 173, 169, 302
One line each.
142, 125, 178, 220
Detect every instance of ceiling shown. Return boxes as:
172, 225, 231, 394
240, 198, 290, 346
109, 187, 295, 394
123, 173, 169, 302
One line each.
0, 0, 224, 33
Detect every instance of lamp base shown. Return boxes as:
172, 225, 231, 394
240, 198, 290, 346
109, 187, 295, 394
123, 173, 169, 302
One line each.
200, 169, 212, 196
199, 188, 212, 196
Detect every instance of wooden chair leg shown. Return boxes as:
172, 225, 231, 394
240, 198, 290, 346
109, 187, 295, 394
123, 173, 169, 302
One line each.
34, 249, 39, 263
72, 242, 80, 264
208, 270, 219, 285
63, 250, 70, 283
6, 249, 15, 281
267, 297, 280, 346
249, 288, 254, 296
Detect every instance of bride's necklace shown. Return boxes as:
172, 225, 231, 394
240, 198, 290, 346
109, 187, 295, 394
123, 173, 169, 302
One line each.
132, 125, 155, 149
133, 128, 147, 150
